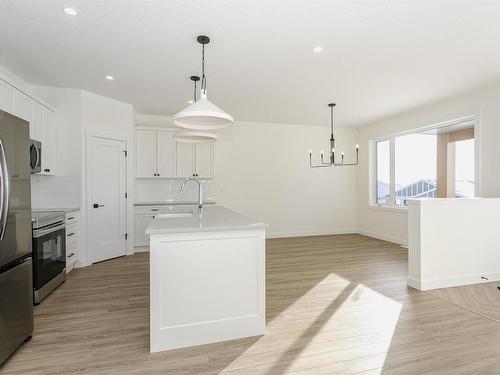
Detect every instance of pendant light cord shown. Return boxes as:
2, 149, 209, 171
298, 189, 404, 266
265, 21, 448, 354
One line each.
201, 43, 207, 93
193, 79, 198, 101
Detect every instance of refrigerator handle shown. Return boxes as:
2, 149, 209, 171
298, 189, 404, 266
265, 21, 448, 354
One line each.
0, 139, 10, 240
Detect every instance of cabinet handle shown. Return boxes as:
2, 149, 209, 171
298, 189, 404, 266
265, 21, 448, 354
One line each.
67, 233, 75, 237
151, 208, 159, 212
67, 216, 75, 220
44, 169, 50, 173
67, 253, 75, 258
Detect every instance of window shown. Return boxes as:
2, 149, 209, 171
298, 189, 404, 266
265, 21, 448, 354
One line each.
376, 140, 390, 204
373, 118, 475, 207
394, 133, 437, 206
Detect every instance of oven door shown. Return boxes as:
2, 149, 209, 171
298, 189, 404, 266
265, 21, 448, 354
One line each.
32, 222, 65, 290
30, 140, 41, 174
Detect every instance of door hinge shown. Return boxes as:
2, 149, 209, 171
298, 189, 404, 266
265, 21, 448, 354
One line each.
125, 233, 128, 240
123, 150, 128, 157
125, 192, 128, 199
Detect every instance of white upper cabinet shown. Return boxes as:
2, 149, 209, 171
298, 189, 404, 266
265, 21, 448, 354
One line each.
194, 143, 213, 179
0, 79, 14, 114
136, 128, 214, 179
136, 129, 176, 178
175, 142, 213, 179
136, 130, 157, 178
0, 76, 57, 175
13, 90, 33, 124
175, 142, 194, 178
31, 102, 44, 141
156, 131, 175, 178
40, 108, 56, 175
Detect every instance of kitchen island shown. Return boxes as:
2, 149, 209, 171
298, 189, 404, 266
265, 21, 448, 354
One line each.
146, 205, 267, 352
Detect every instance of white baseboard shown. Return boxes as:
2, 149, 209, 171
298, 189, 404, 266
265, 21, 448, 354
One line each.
266, 229, 358, 239
408, 271, 500, 291
357, 230, 407, 246
134, 246, 150, 253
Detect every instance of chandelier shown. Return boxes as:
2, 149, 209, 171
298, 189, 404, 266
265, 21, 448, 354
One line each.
309, 103, 358, 168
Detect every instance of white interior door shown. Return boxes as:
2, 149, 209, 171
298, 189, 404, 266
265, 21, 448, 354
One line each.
88, 136, 127, 263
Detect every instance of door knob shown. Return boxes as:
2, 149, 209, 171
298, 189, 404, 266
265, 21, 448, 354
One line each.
93, 203, 104, 208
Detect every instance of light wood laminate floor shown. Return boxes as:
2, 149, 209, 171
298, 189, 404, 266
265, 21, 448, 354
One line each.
3, 234, 500, 374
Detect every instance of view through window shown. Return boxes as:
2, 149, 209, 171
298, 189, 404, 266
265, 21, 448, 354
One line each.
374, 121, 474, 207
455, 138, 475, 198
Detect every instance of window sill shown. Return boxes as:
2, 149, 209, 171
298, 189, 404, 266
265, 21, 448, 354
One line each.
367, 205, 408, 214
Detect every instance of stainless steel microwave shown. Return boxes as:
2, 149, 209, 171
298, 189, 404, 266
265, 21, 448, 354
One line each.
30, 139, 41, 174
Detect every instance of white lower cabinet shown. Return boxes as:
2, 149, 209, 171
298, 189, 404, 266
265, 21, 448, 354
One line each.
66, 211, 81, 273
135, 206, 186, 248
135, 214, 156, 247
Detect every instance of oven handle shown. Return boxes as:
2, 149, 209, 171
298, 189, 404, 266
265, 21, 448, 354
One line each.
33, 222, 65, 238
0, 139, 11, 241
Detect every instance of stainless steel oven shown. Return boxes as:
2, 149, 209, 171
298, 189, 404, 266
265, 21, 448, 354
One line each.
29, 139, 41, 174
32, 211, 66, 304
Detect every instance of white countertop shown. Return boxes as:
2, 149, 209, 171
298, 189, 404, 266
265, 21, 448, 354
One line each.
134, 200, 216, 206
146, 205, 267, 234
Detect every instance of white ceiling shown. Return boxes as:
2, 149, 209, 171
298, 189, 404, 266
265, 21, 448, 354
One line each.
1, 1, 500, 127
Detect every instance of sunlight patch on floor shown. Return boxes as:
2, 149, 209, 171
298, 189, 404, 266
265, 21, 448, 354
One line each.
222, 278, 402, 375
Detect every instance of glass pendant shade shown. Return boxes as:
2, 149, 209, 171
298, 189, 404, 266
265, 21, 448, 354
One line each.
173, 131, 218, 144
174, 90, 233, 130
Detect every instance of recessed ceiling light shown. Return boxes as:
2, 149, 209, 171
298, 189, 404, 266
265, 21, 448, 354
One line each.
313, 46, 323, 53
188, 100, 194, 104
105, 75, 115, 80
63, 7, 78, 16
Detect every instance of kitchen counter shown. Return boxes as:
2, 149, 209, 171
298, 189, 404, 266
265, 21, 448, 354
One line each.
148, 205, 266, 352
146, 205, 267, 235
134, 200, 216, 207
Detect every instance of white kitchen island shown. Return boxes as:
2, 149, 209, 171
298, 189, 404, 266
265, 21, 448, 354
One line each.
146, 205, 267, 352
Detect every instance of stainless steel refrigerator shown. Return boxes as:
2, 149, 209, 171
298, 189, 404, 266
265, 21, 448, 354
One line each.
0, 110, 33, 366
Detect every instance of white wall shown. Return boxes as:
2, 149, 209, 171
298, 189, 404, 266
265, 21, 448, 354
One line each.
357, 83, 500, 245
408, 198, 500, 290
80, 91, 135, 265
136, 115, 358, 238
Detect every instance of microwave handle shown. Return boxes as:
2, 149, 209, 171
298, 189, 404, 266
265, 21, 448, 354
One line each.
0, 139, 11, 240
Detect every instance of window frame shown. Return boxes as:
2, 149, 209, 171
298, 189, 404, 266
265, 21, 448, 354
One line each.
370, 115, 478, 210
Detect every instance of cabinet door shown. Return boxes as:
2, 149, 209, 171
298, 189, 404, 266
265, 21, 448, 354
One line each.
41, 108, 55, 175
0, 79, 14, 114
31, 102, 44, 141
13, 90, 33, 124
156, 131, 175, 178
136, 130, 157, 178
176, 142, 195, 178
195, 143, 213, 179
134, 215, 155, 246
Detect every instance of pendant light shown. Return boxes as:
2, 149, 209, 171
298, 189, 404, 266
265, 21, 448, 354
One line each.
174, 76, 219, 144
309, 103, 359, 168
174, 35, 233, 130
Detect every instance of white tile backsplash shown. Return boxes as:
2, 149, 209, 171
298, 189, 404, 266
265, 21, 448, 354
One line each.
31, 173, 80, 209
135, 178, 212, 203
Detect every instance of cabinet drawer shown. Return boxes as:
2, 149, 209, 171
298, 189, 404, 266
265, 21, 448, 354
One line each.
66, 212, 80, 226
135, 206, 173, 215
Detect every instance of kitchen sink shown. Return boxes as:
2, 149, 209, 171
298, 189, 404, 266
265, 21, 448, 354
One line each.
154, 211, 193, 219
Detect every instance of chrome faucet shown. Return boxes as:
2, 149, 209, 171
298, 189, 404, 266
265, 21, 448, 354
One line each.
180, 177, 203, 209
